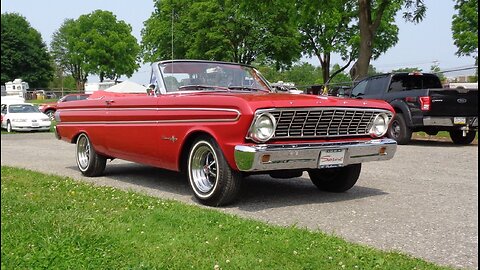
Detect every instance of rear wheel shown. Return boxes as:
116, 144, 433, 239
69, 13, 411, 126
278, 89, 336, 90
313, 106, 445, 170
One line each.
76, 133, 106, 176
6, 121, 12, 133
308, 164, 362, 192
387, 113, 412, 145
449, 130, 476, 145
187, 136, 242, 206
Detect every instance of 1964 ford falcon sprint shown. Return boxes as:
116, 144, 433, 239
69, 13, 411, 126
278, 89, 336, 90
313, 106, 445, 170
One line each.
55, 60, 397, 206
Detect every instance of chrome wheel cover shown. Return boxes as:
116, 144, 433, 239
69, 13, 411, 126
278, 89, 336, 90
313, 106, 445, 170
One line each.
76, 135, 90, 171
189, 142, 218, 197
6, 122, 11, 133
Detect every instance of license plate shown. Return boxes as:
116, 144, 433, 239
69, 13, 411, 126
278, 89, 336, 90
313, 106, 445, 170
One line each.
454, 117, 466, 125
319, 149, 345, 168
32, 122, 39, 127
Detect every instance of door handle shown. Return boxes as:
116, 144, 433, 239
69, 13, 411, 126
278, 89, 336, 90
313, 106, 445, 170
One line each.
105, 100, 115, 105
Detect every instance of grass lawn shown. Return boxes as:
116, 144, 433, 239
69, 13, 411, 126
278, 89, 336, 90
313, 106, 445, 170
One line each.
1, 166, 452, 269
27, 98, 58, 104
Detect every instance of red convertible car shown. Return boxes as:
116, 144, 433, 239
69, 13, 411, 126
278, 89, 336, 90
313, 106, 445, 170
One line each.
55, 60, 397, 206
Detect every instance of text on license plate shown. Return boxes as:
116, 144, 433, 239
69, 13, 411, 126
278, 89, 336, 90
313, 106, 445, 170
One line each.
319, 149, 345, 168
454, 117, 466, 125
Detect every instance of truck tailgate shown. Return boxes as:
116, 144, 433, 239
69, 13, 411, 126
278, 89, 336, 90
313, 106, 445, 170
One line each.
426, 88, 478, 116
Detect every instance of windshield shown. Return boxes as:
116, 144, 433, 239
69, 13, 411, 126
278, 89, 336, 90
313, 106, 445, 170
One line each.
8, 104, 40, 113
159, 61, 271, 93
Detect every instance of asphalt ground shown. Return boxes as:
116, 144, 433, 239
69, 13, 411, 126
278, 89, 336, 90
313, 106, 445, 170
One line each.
1, 132, 478, 269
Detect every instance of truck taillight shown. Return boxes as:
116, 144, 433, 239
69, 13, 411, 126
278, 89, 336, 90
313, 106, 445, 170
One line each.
419, 96, 431, 111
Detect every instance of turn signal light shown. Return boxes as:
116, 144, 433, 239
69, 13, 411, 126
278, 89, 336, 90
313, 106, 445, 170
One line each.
261, 154, 271, 163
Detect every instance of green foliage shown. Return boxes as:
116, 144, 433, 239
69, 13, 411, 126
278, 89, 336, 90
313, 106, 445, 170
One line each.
50, 19, 87, 90
257, 62, 323, 88
430, 64, 446, 82
1, 166, 452, 270
392, 67, 423, 73
451, 0, 478, 57
51, 10, 140, 89
48, 62, 76, 90
329, 64, 353, 85
352, 0, 426, 79
141, 0, 301, 66
1, 13, 53, 87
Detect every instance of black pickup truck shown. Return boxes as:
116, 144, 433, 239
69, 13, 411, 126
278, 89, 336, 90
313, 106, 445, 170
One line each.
348, 72, 478, 144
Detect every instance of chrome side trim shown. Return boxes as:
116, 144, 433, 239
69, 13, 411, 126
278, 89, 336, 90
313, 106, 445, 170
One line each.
59, 118, 239, 125
57, 107, 241, 124
234, 138, 397, 172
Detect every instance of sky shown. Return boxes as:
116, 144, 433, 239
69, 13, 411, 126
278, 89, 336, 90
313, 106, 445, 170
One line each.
1, 0, 477, 84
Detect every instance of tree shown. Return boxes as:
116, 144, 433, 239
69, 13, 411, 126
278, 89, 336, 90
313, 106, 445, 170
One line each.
51, 11, 140, 90
141, 0, 301, 66
351, 0, 426, 80
451, 0, 478, 58
297, 0, 399, 85
76, 10, 140, 82
297, 0, 356, 83
51, 19, 89, 90
1, 13, 53, 87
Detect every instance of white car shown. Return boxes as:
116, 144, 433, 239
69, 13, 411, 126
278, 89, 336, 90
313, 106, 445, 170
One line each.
1, 103, 51, 132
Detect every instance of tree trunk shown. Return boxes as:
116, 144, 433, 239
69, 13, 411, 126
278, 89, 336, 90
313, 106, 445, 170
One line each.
319, 53, 330, 84
352, 0, 373, 81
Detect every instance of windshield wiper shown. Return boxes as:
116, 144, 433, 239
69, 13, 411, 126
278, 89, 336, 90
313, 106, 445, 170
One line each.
227, 86, 267, 92
177, 85, 228, 91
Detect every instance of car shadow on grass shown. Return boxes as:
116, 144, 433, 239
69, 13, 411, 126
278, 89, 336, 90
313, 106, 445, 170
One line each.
69, 162, 388, 210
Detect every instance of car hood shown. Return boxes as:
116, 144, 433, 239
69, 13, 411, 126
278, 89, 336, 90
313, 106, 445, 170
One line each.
177, 92, 394, 113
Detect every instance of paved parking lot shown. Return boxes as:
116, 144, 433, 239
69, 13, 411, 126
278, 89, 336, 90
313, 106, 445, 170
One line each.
1, 133, 478, 269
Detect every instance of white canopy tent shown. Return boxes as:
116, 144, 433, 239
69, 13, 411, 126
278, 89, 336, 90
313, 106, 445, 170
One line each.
104, 81, 147, 93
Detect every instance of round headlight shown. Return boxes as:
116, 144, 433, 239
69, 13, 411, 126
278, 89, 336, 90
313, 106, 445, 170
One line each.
249, 113, 276, 142
369, 113, 389, 138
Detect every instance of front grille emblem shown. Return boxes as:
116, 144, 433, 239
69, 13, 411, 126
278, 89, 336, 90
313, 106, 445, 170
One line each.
457, 98, 467, 104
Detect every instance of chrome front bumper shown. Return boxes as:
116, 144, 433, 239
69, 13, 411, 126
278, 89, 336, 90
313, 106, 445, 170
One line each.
234, 138, 397, 172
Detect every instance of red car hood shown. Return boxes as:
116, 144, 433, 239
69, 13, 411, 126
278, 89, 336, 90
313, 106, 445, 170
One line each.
177, 92, 394, 112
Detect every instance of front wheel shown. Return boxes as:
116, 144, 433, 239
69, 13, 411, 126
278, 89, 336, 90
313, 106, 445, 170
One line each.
76, 133, 106, 176
6, 121, 12, 133
45, 110, 55, 121
187, 136, 242, 206
387, 113, 412, 145
449, 130, 476, 145
308, 164, 362, 192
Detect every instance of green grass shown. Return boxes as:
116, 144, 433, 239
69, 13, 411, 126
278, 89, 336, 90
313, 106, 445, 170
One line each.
414, 131, 478, 140
1, 166, 453, 269
27, 98, 58, 104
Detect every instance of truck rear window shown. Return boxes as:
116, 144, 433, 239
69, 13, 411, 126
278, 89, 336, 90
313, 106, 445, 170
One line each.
389, 74, 442, 92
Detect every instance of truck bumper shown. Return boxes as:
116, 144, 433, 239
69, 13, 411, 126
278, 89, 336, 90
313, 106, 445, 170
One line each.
234, 138, 397, 172
423, 116, 478, 127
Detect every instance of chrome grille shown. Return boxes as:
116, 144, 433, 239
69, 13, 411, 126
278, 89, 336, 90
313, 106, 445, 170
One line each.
269, 108, 385, 139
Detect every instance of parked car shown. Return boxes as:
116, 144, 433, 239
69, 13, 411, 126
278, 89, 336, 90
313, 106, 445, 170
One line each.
54, 60, 398, 206
349, 72, 478, 144
38, 93, 90, 120
1, 103, 51, 132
